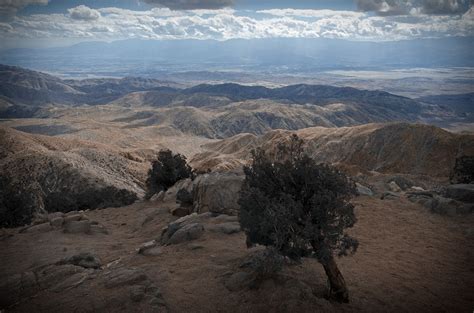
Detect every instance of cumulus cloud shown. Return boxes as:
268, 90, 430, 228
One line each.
143, 0, 233, 10
0, 0, 48, 20
0, 6, 472, 42
68, 5, 101, 21
356, 0, 472, 15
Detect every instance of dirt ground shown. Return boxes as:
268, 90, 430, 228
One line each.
0, 195, 473, 313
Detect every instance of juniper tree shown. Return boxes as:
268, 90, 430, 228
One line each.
146, 149, 194, 198
238, 134, 358, 302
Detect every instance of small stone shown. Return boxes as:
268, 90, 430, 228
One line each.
388, 181, 402, 193
356, 183, 374, 196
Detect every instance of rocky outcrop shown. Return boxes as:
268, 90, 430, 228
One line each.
192, 173, 244, 215
18, 210, 109, 235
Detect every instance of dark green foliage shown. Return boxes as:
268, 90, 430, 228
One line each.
0, 175, 39, 227
238, 134, 358, 263
176, 188, 193, 206
146, 149, 194, 198
450, 155, 474, 184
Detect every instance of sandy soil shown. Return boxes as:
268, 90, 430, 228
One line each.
0, 193, 473, 313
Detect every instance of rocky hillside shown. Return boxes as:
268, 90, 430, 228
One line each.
0, 127, 148, 227
1, 64, 457, 131
190, 123, 474, 177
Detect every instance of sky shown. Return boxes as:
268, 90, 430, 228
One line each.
0, 0, 473, 48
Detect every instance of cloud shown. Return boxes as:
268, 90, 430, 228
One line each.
0, 6, 472, 43
356, 0, 472, 15
68, 5, 101, 21
0, 0, 48, 20
143, 0, 233, 10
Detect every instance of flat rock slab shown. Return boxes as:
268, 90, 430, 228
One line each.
104, 268, 148, 289
57, 252, 102, 269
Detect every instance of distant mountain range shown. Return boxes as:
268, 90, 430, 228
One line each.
0, 64, 471, 135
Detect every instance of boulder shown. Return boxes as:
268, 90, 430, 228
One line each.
445, 184, 474, 203
57, 252, 102, 269
50, 217, 64, 227
63, 220, 91, 234
48, 212, 64, 220
193, 173, 244, 215
356, 183, 374, 196
171, 207, 191, 217
165, 223, 205, 245
160, 213, 213, 245
163, 178, 193, 203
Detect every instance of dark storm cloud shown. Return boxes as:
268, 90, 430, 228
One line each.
143, 0, 234, 10
0, 0, 48, 20
356, 0, 472, 15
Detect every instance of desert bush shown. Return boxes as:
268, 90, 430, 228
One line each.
238, 134, 358, 303
146, 149, 194, 198
450, 155, 474, 184
240, 248, 284, 282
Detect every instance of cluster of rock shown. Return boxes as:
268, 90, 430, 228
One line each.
0, 252, 167, 312
407, 184, 474, 215
19, 210, 108, 235
152, 172, 244, 217
138, 212, 241, 256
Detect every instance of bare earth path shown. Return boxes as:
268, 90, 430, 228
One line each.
0, 196, 473, 312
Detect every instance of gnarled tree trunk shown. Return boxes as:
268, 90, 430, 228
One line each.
321, 256, 349, 303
